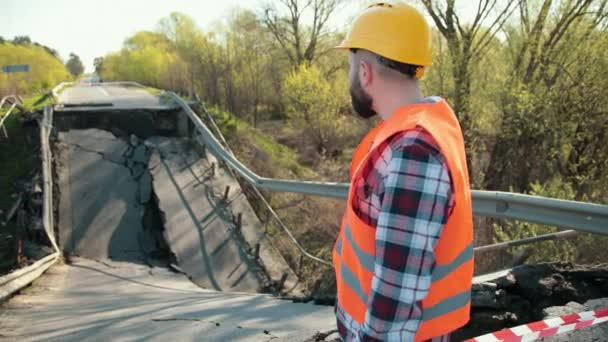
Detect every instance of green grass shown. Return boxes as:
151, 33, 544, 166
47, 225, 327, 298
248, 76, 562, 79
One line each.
243, 123, 311, 177
208, 106, 314, 177
143, 86, 163, 96
20, 93, 55, 112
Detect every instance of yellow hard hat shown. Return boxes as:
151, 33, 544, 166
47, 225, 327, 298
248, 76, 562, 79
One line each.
337, 2, 432, 78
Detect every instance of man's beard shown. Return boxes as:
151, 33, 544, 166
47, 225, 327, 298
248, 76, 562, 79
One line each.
349, 76, 377, 119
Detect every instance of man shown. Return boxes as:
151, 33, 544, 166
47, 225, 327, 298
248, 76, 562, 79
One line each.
332, 2, 474, 341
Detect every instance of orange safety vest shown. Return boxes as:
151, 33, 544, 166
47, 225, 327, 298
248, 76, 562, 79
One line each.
333, 99, 474, 341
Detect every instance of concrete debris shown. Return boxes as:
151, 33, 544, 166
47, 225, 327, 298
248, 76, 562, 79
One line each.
472, 288, 502, 309
585, 298, 608, 310
539, 298, 608, 341
472, 282, 498, 291
542, 301, 587, 317
494, 272, 517, 288
454, 263, 608, 341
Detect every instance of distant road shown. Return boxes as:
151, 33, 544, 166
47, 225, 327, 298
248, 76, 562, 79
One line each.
58, 82, 168, 109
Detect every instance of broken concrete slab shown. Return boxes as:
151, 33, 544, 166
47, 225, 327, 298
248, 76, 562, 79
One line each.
202, 150, 304, 296
58, 129, 127, 165
148, 138, 265, 292
540, 298, 608, 341
147, 136, 304, 295
132, 144, 148, 164
138, 170, 153, 204
56, 129, 156, 263
585, 298, 608, 310
543, 301, 587, 317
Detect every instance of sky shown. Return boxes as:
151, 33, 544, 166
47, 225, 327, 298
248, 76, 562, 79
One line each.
2, 1, 479, 73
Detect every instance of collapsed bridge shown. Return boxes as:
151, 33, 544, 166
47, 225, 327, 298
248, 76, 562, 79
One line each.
0, 82, 607, 342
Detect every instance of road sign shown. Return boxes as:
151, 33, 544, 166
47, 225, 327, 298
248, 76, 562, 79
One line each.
2, 64, 30, 73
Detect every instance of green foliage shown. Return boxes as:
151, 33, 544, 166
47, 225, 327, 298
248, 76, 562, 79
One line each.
65, 53, 84, 77
93, 57, 104, 75
209, 106, 309, 177
101, 31, 178, 88
0, 108, 35, 210
22, 93, 54, 111
208, 106, 238, 138
486, 14, 608, 199
283, 64, 349, 154
0, 42, 71, 96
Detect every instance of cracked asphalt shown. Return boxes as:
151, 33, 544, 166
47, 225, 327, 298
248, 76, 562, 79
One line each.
0, 258, 334, 341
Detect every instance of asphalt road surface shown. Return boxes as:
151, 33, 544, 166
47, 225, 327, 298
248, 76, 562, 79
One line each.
59, 83, 168, 109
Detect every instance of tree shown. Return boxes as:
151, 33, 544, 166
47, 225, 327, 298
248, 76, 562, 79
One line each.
42, 46, 59, 59
158, 12, 206, 96
12, 36, 31, 45
66, 53, 84, 77
226, 10, 275, 126
283, 64, 348, 155
0, 42, 71, 96
262, 0, 346, 67
485, 0, 608, 193
93, 57, 104, 76
420, 0, 519, 155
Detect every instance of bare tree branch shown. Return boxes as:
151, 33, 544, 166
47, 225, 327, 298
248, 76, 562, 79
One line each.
263, 0, 344, 67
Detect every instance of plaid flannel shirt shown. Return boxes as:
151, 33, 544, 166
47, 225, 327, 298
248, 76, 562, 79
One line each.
336, 127, 454, 342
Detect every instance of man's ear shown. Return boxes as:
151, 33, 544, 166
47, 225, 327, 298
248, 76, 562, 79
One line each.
359, 61, 373, 87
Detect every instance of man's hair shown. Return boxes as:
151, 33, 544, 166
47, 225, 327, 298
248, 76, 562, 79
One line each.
351, 48, 421, 79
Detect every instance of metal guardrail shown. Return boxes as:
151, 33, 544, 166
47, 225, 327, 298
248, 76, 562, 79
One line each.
0, 95, 26, 139
50, 82, 75, 100
41, 106, 59, 253
167, 92, 608, 238
0, 95, 21, 109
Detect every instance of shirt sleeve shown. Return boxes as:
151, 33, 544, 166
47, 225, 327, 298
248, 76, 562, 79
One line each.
357, 141, 454, 342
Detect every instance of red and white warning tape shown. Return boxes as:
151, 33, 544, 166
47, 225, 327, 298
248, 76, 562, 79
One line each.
466, 307, 608, 342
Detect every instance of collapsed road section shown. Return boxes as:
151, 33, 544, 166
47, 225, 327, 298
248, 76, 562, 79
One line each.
53, 106, 301, 294
0, 88, 334, 341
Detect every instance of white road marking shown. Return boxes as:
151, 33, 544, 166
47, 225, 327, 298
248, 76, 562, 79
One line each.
96, 86, 110, 97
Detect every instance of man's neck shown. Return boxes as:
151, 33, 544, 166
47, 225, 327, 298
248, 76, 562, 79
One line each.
376, 85, 424, 121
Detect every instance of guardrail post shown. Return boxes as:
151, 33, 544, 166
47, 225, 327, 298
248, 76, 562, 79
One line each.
223, 186, 230, 201
298, 254, 304, 275
254, 243, 260, 259
277, 272, 289, 292
235, 213, 242, 230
